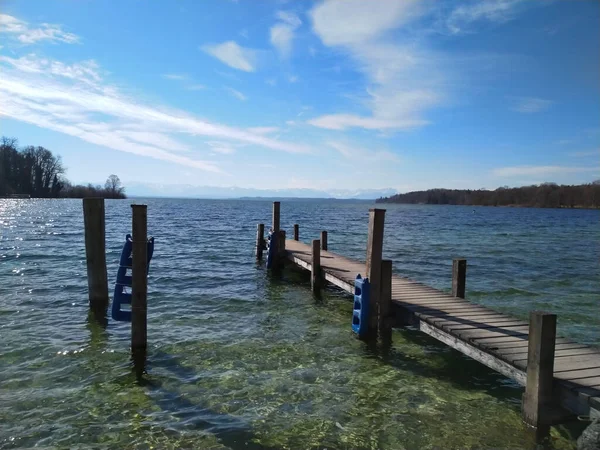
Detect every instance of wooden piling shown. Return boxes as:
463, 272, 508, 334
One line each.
366, 208, 385, 336
131, 204, 148, 380
272, 201, 280, 233
452, 258, 467, 299
321, 231, 328, 251
293, 224, 299, 241
379, 259, 393, 342
522, 311, 557, 428
279, 230, 286, 264
311, 239, 321, 295
256, 223, 264, 260
83, 198, 109, 321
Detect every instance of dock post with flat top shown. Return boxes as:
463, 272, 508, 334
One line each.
131, 204, 148, 380
452, 258, 467, 298
321, 231, 328, 251
83, 198, 109, 322
256, 223, 264, 260
293, 224, 299, 241
311, 239, 321, 295
522, 311, 557, 429
366, 208, 385, 338
379, 259, 393, 342
272, 202, 281, 269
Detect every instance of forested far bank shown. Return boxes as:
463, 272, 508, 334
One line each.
377, 183, 600, 209
0, 136, 126, 199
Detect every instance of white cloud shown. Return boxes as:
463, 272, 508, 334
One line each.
568, 149, 600, 157
288, 75, 298, 83
328, 141, 400, 162
225, 87, 247, 101
493, 165, 599, 177
0, 54, 310, 174
206, 141, 237, 155
265, 78, 277, 86
0, 14, 79, 44
163, 73, 187, 80
309, 114, 428, 130
201, 41, 256, 72
247, 127, 279, 134
512, 97, 553, 113
186, 84, 206, 91
270, 11, 301, 58
446, 0, 525, 34
308, 0, 440, 132
310, 0, 421, 46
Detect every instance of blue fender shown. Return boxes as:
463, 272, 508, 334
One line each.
352, 274, 370, 337
111, 234, 154, 322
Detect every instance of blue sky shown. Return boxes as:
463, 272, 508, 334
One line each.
1, 0, 599, 195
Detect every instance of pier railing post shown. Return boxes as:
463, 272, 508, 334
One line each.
380, 259, 393, 342
83, 198, 109, 321
131, 204, 148, 380
293, 224, 299, 241
311, 239, 321, 295
522, 311, 557, 428
321, 231, 328, 251
256, 223, 264, 260
366, 208, 385, 337
452, 258, 467, 298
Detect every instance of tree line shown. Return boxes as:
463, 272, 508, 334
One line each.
377, 182, 600, 209
0, 137, 126, 199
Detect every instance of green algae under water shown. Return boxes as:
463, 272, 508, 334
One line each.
2, 199, 598, 449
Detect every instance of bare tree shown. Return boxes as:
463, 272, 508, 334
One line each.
104, 174, 125, 198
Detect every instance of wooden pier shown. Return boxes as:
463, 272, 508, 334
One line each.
257, 203, 600, 430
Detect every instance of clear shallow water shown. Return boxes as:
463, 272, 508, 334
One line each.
0, 198, 598, 449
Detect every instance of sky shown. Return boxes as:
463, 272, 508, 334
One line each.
0, 0, 599, 195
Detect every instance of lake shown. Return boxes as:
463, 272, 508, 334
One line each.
1, 198, 598, 449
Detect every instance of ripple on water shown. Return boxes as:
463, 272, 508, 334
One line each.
1, 199, 596, 448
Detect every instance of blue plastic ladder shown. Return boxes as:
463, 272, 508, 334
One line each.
352, 274, 370, 337
111, 234, 155, 322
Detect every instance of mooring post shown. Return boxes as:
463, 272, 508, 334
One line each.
522, 311, 557, 429
256, 223, 264, 260
321, 231, 328, 251
366, 208, 385, 337
380, 259, 393, 342
272, 201, 281, 269
131, 204, 148, 380
293, 224, 299, 241
311, 239, 321, 295
83, 198, 109, 321
279, 230, 286, 265
452, 258, 467, 298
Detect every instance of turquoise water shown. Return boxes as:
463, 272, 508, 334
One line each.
1, 198, 598, 449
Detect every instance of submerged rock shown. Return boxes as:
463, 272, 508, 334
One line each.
578, 420, 600, 450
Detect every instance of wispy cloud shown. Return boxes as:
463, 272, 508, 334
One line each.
186, 84, 206, 91
568, 149, 600, 157
445, 0, 526, 34
0, 54, 310, 175
225, 86, 247, 101
328, 141, 400, 162
270, 11, 302, 58
493, 165, 599, 177
308, 0, 441, 132
162, 73, 187, 81
247, 127, 279, 135
201, 41, 256, 72
512, 97, 553, 113
206, 141, 237, 155
0, 14, 79, 44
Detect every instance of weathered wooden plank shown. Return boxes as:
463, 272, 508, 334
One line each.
419, 320, 526, 385
557, 368, 600, 380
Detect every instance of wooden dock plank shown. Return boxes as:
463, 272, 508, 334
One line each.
283, 239, 600, 417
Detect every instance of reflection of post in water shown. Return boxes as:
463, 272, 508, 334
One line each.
131, 204, 148, 381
